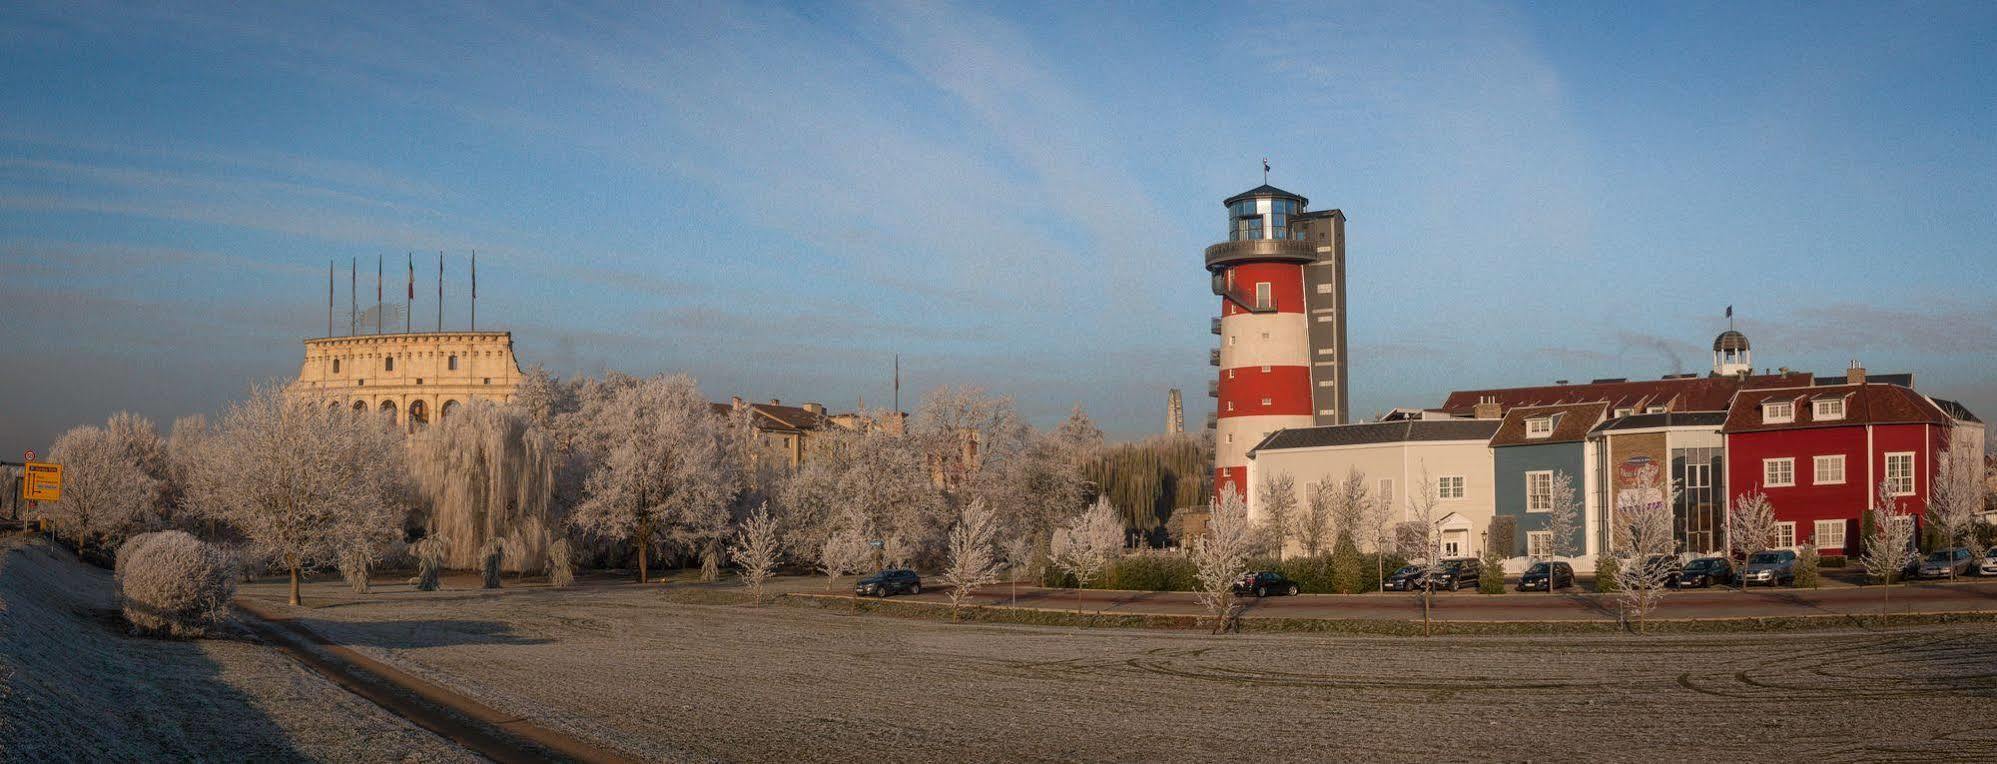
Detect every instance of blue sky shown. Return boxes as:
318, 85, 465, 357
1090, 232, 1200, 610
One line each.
3, 1, 1995, 454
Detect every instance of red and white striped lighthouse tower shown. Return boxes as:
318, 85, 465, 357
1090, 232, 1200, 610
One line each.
1207, 182, 1349, 501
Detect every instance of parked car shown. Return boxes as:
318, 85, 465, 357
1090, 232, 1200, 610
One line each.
1914, 547, 1975, 579
854, 568, 922, 597
1431, 559, 1481, 591
1638, 555, 1681, 583
1980, 547, 1997, 577
1673, 557, 1734, 588
1517, 561, 1574, 591
1234, 571, 1301, 597
1741, 550, 1797, 586
1384, 564, 1429, 592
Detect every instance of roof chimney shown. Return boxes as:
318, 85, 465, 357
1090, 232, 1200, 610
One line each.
1847, 359, 1866, 385
803, 402, 825, 415
1555, 380, 1569, 385
1472, 396, 1502, 420
770, 399, 781, 405
730, 396, 744, 409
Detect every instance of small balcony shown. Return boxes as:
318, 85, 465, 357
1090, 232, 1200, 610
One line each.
1210, 316, 1222, 335
1207, 379, 1219, 398
1209, 348, 1221, 367
1204, 413, 1218, 430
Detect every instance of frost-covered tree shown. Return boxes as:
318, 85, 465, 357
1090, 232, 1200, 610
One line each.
779, 419, 946, 569
188, 385, 408, 606
1051, 496, 1124, 589
1728, 488, 1781, 592
407, 400, 556, 572
45, 424, 159, 555
940, 499, 1002, 621
546, 537, 576, 587
412, 535, 448, 591
479, 537, 506, 589
165, 415, 210, 525
1192, 485, 1254, 634
914, 386, 1030, 495
1541, 470, 1581, 564
1051, 404, 1104, 456
1928, 449, 1984, 577
1863, 481, 1918, 613
1294, 475, 1337, 557
1001, 535, 1034, 605
1256, 472, 1297, 558
1395, 468, 1448, 636
568, 374, 739, 583
818, 507, 874, 590
1609, 463, 1680, 634
107, 411, 176, 519
729, 502, 782, 605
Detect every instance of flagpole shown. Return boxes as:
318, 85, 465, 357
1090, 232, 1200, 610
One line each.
470, 250, 477, 332
376, 255, 383, 335
327, 260, 334, 338
349, 258, 356, 335
405, 253, 413, 334
437, 251, 444, 333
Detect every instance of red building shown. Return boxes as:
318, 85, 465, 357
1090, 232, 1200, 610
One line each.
1721, 374, 1974, 556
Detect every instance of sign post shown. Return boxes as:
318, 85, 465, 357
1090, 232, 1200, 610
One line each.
23, 452, 60, 545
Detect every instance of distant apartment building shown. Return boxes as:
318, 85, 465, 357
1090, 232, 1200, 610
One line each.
714, 397, 906, 469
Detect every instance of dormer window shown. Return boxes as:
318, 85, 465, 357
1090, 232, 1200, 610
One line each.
1614, 407, 1634, 418
1813, 398, 1846, 421
1763, 401, 1794, 423
1525, 417, 1554, 438
1646, 406, 1667, 414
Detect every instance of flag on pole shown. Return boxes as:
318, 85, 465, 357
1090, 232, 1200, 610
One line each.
407, 254, 414, 300
470, 250, 477, 331
1725, 305, 1733, 318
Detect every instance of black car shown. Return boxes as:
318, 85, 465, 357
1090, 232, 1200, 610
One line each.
1518, 561, 1574, 591
1234, 571, 1301, 597
1384, 564, 1429, 592
1639, 555, 1682, 583
854, 568, 921, 597
1672, 557, 1734, 588
1431, 559, 1480, 591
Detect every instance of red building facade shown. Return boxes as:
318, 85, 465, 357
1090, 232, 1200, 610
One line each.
1722, 382, 1957, 555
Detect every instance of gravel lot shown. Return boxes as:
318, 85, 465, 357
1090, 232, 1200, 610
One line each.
0, 537, 475, 763
240, 574, 1997, 763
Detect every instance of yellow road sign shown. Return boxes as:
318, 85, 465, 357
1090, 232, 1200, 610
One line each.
23, 461, 61, 502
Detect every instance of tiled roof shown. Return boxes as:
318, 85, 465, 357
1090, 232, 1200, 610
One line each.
1591, 411, 1730, 433
1814, 373, 1914, 387
1722, 384, 1949, 434
1929, 397, 1982, 424
1252, 419, 1501, 453
1491, 402, 1608, 447
709, 402, 828, 432
1442, 372, 1817, 417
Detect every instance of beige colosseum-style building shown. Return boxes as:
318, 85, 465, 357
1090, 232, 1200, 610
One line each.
289, 331, 525, 432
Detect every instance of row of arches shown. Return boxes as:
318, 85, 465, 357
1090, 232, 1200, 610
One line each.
326, 398, 461, 433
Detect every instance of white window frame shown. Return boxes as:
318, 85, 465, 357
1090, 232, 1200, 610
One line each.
1526, 531, 1552, 559
1885, 452, 1915, 496
1525, 417, 1554, 439
1646, 406, 1667, 414
1442, 538, 1463, 558
1260, 397, 1272, 406
1813, 398, 1846, 421
1437, 475, 1465, 500
1614, 407, 1633, 418
1813, 454, 1845, 485
1254, 282, 1272, 310
1763, 400, 1794, 424
1525, 470, 1554, 512
1814, 519, 1846, 550
1763, 457, 1795, 488
1775, 521, 1796, 549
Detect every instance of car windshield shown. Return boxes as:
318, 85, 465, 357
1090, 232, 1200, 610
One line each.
1927, 551, 1955, 563
1527, 563, 1549, 574
1393, 565, 1421, 576
1749, 552, 1784, 564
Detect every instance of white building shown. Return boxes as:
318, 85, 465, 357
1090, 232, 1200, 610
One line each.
1247, 418, 1502, 559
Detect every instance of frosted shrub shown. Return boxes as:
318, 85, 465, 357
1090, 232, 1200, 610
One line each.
117, 531, 237, 638
480, 537, 505, 589
547, 537, 576, 588
413, 535, 448, 591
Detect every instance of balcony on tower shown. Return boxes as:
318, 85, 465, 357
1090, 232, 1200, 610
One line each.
1209, 348, 1221, 366
1210, 316, 1222, 335
1206, 184, 1317, 271
1207, 379, 1219, 398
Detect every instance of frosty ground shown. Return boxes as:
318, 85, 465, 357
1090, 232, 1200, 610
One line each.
248, 574, 1997, 762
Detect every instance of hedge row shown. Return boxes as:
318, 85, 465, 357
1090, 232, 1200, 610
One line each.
1043, 550, 1409, 594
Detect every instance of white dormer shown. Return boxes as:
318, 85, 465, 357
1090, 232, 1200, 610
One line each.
1763, 400, 1795, 424
1813, 396, 1847, 421
1526, 416, 1555, 438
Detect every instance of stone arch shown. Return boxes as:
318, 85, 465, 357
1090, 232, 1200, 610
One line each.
408, 399, 429, 433
352, 400, 367, 413
441, 399, 460, 420
379, 399, 398, 425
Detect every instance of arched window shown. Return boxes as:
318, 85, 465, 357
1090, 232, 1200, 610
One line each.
352, 400, 367, 413
327, 400, 340, 411
448, 355, 458, 371
379, 399, 398, 425
408, 400, 428, 433
441, 400, 460, 420
332, 358, 341, 374
385, 357, 395, 372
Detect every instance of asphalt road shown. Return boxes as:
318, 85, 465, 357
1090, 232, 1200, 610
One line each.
842, 577, 1997, 622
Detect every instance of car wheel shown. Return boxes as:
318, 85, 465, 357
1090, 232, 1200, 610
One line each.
1255, 585, 1267, 597
910, 583, 921, 595
1287, 584, 1300, 596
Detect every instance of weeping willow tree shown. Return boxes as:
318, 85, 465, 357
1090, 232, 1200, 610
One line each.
407, 400, 557, 571
1081, 434, 1211, 543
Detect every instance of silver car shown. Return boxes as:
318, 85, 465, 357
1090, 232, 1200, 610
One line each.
1980, 547, 1997, 577
1915, 547, 1975, 579
1742, 550, 1797, 586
